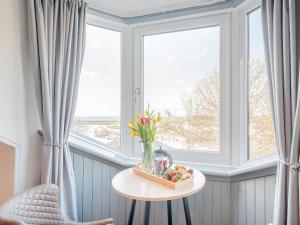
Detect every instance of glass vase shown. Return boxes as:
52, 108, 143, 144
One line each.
141, 142, 154, 173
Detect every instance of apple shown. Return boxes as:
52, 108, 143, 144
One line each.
171, 176, 177, 182
168, 170, 176, 177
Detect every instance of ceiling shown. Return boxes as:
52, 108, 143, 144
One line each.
86, 0, 227, 18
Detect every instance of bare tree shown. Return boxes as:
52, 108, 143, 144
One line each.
160, 67, 220, 150
248, 58, 276, 158
159, 58, 276, 155
248, 58, 271, 115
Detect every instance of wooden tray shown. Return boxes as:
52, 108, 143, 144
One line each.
132, 164, 193, 189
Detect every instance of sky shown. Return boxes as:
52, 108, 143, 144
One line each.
248, 7, 265, 60
75, 25, 121, 117
74, 8, 265, 118
144, 26, 219, 116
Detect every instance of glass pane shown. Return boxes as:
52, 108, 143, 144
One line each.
248, 8, 276, 159
72, 25, 121, 150
144, 26, 220, 151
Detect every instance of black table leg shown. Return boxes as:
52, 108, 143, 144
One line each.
127, 199, 136, 225
143, 201, 151, 225
183, 197, 192, 225
167, 200, 173, 225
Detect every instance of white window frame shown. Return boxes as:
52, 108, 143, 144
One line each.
238, 0, 276, 164
75, 13, 136, 157
132, 14, 232, 164
73, 4, 276, 166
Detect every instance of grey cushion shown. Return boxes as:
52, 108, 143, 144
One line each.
0, 184, 113, 225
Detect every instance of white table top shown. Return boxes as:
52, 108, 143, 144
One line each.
112, 168, 206, 201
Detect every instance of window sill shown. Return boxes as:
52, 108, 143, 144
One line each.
69, 134, 278, 182
69, 134, 139, 168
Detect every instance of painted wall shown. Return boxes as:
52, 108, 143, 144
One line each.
0, 0, 42, 192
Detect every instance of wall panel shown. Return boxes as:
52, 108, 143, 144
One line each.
230, 175, 276, 225
71, 148, 275, 225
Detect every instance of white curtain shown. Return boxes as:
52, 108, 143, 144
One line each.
262, 0, 300, 224
27, 0, 87, 221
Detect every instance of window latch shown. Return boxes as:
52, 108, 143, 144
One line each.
134, 88, 140, 103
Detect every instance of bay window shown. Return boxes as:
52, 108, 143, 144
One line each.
71, 5, 277, 165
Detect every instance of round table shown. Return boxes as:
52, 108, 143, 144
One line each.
112, 168, 205, 225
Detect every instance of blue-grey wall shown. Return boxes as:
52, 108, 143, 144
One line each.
231, 176, 275, 225
70, 147, 275, 225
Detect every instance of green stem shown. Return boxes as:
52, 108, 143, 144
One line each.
142, 142, 153, 173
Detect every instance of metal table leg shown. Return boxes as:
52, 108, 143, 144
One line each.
183, 197, 192, 225
167, 200, 173, 225
127, 199, 136, 225
143, 201, 151, 225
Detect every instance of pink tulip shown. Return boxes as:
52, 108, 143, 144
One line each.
145, 117, 150, 124
140, 117, 146, 125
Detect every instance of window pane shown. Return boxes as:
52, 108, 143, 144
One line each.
248, 8, 276, 159
144, 26, 220, 151
72, 25, 121, 150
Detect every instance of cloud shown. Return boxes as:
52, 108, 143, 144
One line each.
200, 48, 208, 56
164, 55, 176, 63
187, 48, 208, 61
173, 79, 183, 86
81, 69, 98, 79
91, 40, 103, 49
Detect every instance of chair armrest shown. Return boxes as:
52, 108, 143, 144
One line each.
65, 218, 114, 225
0, 217, 26, 225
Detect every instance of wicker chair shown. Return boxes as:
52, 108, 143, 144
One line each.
0, 184, 113, 225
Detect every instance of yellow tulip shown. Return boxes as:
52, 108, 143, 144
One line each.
128, 121, 136, 129
151, 118, 156, 124
130, 130, 138, 137
136, 113, 141, 119
157, 114, 161, 122
145, 110, 150, 116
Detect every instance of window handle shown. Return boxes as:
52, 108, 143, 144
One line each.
134, 88, 140, 103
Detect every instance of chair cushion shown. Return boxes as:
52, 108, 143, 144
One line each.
0, 184, 64, 225
0, 184, 114, 225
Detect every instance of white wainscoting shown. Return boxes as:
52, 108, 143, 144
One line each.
70, 148, 276, 225
230, 175, 276, 225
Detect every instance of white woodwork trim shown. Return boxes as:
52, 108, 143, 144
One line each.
69, 133, 278, 180
0, 136, 21, 195
88, 0, 226, 18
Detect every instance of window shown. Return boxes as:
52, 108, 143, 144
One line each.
247, 7, 276, 159
72, 24, 121, 150
70, 11, 275, 165
143, 26, 220, 151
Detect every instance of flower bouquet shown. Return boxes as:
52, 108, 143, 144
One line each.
129, 107, 161, 173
